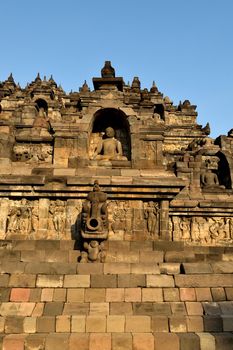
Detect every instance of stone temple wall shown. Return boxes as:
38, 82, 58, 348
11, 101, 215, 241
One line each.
0, 62, 233, 349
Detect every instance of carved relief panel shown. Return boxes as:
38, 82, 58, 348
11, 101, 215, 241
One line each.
0, 198, 83, 239
108, 200, 160, 240
13, 144, 53, 163
170, 216, 233, 245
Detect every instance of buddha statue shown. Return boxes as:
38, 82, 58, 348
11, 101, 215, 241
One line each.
201, 169, 225, 189
93, 127, 127, 161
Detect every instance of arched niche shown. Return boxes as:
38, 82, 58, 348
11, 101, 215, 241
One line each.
35, 98, 48, 114
217, 151, 232, 189
90, 108, 131, 160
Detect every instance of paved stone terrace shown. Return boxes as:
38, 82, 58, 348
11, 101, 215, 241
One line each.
0, 240, 233, 349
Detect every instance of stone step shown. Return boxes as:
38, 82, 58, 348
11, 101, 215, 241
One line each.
0, 243, 233, 264
0, 314, 233, 333
1, 331, 233, 350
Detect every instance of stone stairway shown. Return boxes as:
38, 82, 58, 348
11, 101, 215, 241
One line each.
0, 240, 233, 349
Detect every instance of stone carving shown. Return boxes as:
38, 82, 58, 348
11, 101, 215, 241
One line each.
201, 169, 225, 189
13, 144, 53, 163
93, 127, 127, 161
81, 181, 108, 238
80, 241, 106, 263
170, 216, 233, 244
49, 200, 66, 236
80, 181, 108, 262
6, 199, 38, 236
144, 201, 159, 238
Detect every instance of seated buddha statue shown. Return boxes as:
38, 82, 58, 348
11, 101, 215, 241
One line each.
93, 127, 127, 161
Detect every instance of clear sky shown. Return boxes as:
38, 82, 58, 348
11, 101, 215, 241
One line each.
1, 0, 233, 137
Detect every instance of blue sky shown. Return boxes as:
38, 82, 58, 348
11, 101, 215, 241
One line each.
1, 0, 233, 137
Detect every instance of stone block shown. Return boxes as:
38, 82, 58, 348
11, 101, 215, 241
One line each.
43, 302, 64, 316
89, 333, 111, 350
140, 251, 163, 263
185, 302, 203, 315
131, 263, 160, 274
69, 334, 89, 350
56, 315, 71, 332
41, 288, 54, 301
23, 317, 37, 333
5, 316, 24, 333
77, 262, 103, 274
29, 288, 42, 302
125, 288, 141, 302
63, 302, 89, 315
0, 288, 10, 301
211, 287, 226, 301
196, 288, 212, 301
154, 333, 179, 350
182, 263, 212, 274
169, 316, 187, 332
203, 315, 223, 332
67, 288, 84, 302
3, 334, 25, 350
0, 275, 9, 287
214, 333, 233, 350
10, 288, 30, 302
222, 316, 233, 331
165, 251, 195, 262
202, 302, 221, 315
163, 288, 180, 301
175, 274, 233, 287
21, 250, 45, 262
0, 302, 35, 316
212, 261, 233, 273
142, 288, 163, 302
104, 262, 130, 274
225, 287, 233, 300
64, 274, 90, 288
118, 274, 146, 288
107, 315, 125, 332
9, 274, 36, 287
31, 302, 44, 316
134, 302, 171, 316
25, 334, 46, 350
112, 333, 132, 350
53, 288, 66, 302
36, 316, 55, 333
125, 315, 151, 332
170, 302, 187, 315
71, 315, 86, 332
106, 288, 124, 302
147, 275, 174, 287
186, 316, 204, 332
110, 302, 133, 315
90, 302, 109, 315
196, 333, 215, 350
91, 274, 117, 288
45, 333, 69, 350
180, 288, 196, 301
0, 317, 4, 332
86, 315, 106, 332
132, 333, 154, 350
85, 288, 106, 302
36, 275, 63, 288
178, 333, 200, 350
159, 263, 180, 275
151, 316, 169, 332
219, 301, 233, 314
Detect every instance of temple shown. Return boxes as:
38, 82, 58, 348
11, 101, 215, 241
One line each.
0, 62, 233, 348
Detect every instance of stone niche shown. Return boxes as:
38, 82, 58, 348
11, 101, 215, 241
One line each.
89, 108, 131, 163
0, 62, 232, 246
